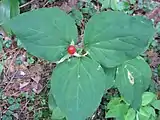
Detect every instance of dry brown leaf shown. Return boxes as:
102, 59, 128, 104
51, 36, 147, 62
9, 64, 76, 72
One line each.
68, 0, 78, 7
32, 81, 43, 94
12, 113, 19, 119
20, 83, 31, 92
29, 64, 43, 75
31, 75, 41, 83
19, 81, 30, 90
152, 0, 160, 2
60, 2, 72, 13
146, 49, 160, 67
146, 7, 160, 24
146, 49, 157, 57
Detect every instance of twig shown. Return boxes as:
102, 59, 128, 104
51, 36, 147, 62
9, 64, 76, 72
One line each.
0, 47, 18, 61
43, 1, 49, 7
5, 49, 20, 74
34, 107, 48, 111
20, 0, 35, 8
3, 70, 18, 92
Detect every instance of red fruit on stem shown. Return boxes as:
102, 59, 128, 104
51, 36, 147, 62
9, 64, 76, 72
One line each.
67, 45, 76, 55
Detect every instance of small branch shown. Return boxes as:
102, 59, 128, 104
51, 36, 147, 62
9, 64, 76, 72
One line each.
3, 70, 18, 92
73, 51, 89, 57
20, 0, 35, 8
55, 54, 70, 64
43, 1, 49, 7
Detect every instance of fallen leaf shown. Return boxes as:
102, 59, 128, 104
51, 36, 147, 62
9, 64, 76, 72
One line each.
19, 81, 30, 90
29, 64, 43, 75
31, 75, 41, 83
32, 81, 43, 94
60, 2, 72, 13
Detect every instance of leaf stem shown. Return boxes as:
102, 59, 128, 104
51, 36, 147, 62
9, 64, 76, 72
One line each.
55, 54, 70, 64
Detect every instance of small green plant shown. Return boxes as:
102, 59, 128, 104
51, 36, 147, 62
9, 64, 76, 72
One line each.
4, 7, 155, 120
0, 95, 21, 120
0, 0, 20, 79
69, 9, 83, 26
0, 0, 20, 29
99, 0, 135, 11
106, 92, 160, 120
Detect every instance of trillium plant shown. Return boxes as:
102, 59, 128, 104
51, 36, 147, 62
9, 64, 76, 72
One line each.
5, 7, 155, 120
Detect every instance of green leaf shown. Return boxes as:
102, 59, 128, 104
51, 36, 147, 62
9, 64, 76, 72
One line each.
2, 115, 12, 120
10, 0, 20, 18
0, 41, 2, 51
48, 0, 56, 2
6, 8, 78, 62
51, 107, 66, 120
84, 11, 155, 67
145, 106, 156, 117
99, 0, 119, 10
137, 112, 149, 120
100, 0, 110, 9
48, 91, 66, 120
103, 67, 116, 89
117, 1, 130, 11
106, 103, 129, 120
125, 108, 136, 120
158, 64, 160, 77
70, 9, 83, 26
8, 103, 20, 111
110, 0, 118, 10
48, 91, 57, 111
0, 0, 19, 37
0, 23, 12, 36
51, 57, 106, 120
129, 0, 136, 4
7, 97, 15, 105
0, 63, 3, 75
107, 97, 121, 109
5, 110, 14, 116
142, 92, 156, 106
48, 93, 66, 120
138, 106, 155, 119
115, 57, 152, 110
28, 106, 34, 111
0, 0, 19, 25
151, 100, 160, 110
147, 107, 156, 117
0, 0, 10, 25
150, 115, 156, 120
156, 22, 160, 35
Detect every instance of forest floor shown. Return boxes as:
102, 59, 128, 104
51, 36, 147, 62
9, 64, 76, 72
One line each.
0, 0, 160, 120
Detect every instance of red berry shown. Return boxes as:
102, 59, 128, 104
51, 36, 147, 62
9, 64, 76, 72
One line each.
67, 45, 76, 55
